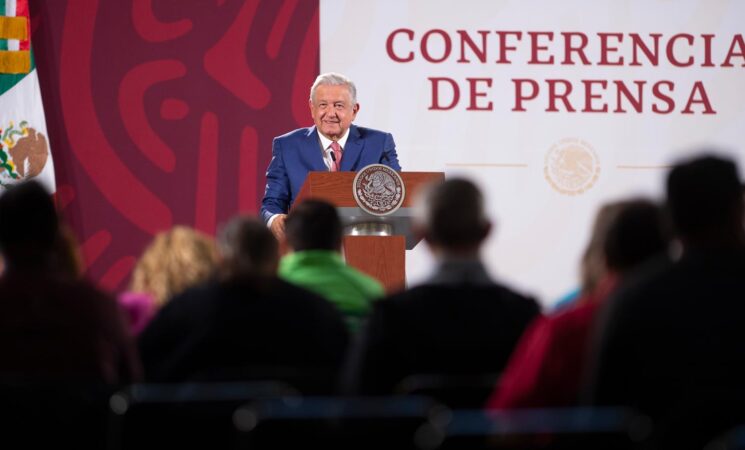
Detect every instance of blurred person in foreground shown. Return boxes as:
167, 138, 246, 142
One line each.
280, 199, 384, 333
0, 181, 140, 383
552, 201, 635, 311
344, 178, 540, 395
487, 198, 670, 409
587, 154, 745, 449
138, 216, 349, 392
120, 226, 218, 335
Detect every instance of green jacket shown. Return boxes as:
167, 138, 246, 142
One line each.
279, 250, 384, 332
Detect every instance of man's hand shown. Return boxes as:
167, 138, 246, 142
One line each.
270, 214, 287, 241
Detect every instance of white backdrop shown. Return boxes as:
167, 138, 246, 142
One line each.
320, 0, 745, 306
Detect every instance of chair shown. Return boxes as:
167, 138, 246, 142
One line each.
417, 407, 652, 450
704, 426, 745, 450
643, 387, 745, 450
395, 373, 501, 408
186, 364, 341, 394
233, 395, 446, 449
0, 380, 116, 450
106, 381, 295, 450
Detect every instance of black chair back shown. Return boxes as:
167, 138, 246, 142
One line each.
417, 407, 652, 450
107, 381, 295, 450
395, 373, 500, 408
0, 380, 115, 450
234, 395, 446, 450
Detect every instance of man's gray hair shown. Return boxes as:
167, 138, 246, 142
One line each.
413, 178, 490, 249
309, 72, 357, 104
216, 216, 278, 278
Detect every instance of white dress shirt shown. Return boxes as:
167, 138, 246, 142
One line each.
318, 129, 350, 170
267, 129, 351, 228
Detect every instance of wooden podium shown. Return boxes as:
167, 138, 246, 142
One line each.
292, 171, 444, 293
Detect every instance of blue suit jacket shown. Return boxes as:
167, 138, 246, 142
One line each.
260, 125, 401, 223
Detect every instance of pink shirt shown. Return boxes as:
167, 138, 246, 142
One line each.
117, 291, 158, 336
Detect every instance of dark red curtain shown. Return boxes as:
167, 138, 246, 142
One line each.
30, 0, 318, 291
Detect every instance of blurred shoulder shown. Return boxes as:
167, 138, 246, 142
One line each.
379, 283, 537, 310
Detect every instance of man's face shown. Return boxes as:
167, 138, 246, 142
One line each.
309, 84, 359, 141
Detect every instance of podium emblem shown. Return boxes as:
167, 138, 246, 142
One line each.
353, 164, 405, 216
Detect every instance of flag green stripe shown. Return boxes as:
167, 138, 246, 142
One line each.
0, 0, 7, 51
0, 72, 24, 96
0, 1, 33, 96
0, 46, 32, 96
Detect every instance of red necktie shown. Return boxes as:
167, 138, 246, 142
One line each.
330, 141, 342, 172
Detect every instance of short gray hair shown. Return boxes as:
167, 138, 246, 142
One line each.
217, 216, 278, 278
309, 72, 357, 104
414, 178, 490, 249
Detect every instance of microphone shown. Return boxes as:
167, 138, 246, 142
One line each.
329, 148, 340, 171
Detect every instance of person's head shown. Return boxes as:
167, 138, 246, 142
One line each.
666, 154, 744, 248
579, 202, 627, 294
309, 72, 359, 141
577, 198, 670, 301
217, 216, 279, 279
414, 178, 491, 257
130, 226, 218, 306
285, 200, 343, 252
0, 180, 60, 270
603, 199, 670, 274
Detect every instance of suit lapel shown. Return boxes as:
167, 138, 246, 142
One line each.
341, 125, 364, 171
302, 126, 328, 172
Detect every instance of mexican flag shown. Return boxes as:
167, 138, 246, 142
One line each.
0, 0, 54, 193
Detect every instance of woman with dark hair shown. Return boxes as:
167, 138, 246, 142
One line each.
487, 198, 670, 409
0, 181, 140, 383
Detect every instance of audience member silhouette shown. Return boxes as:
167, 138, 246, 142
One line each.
580, 202, 629, 299
587, 154, 745, 449
552, 201, 634, 311
344, 178, 540, 396
0, 181, 140, 383
488, 198, 670, 409
280, 199, 384, 333
54, 224, 85, 280
120, 226, 218, 335
137, 216, 349, 393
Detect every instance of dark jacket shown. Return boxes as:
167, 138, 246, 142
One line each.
345, 282, 540, 394
138, 276, 349, 393
587, 248, 745, 448
0, 270, 140, 383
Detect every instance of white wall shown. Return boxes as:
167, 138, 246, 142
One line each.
321, 0, 745, 306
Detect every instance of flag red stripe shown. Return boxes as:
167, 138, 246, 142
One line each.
15, 0, 29, 51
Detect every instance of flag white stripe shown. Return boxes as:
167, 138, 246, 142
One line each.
6, 0, 17, 16
5, 0, 20, 51
0, 69, 56, 193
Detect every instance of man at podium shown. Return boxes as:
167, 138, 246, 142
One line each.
260, 72, 401, 239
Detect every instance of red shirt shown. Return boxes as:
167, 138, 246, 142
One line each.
486, 276, 617, 409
